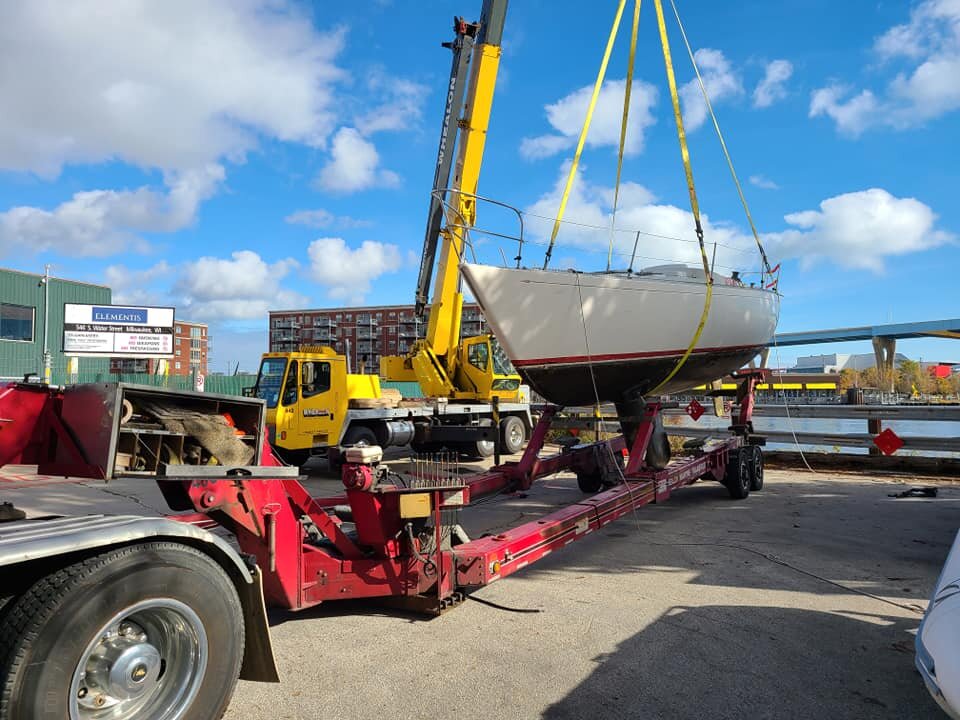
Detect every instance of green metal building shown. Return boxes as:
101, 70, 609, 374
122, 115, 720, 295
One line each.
0, 267, 112, 382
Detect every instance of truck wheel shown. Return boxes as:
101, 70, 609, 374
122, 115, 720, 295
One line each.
458, 420, 495, 459
343, 426, 377, 447
0, 542, 244, 720
747, 445, 764, 491
724, 449, 751, 500
500, 416, 526, 454
274, 447, 309, 468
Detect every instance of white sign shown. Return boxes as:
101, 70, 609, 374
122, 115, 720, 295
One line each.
63, 304, 175, 357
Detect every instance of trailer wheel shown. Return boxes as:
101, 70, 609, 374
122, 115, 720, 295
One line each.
747, 445, 764, 491
576, 472, 603, 494
500, 416, 526, 454
724, 449, 751, 500
0, 542, 244, 720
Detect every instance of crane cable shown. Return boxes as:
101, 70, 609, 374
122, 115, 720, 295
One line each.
667, 0, 773, 278
646, 0, 713, 396
607, 0, 642, 271
543, 0, 627, 270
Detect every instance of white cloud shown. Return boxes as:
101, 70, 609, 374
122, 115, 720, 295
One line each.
104, 261, 174, 305
315, 127, 400, 193
812, 0, 960, 134
809, 85, 880, 136
519, 79, 658, 160
753, 59, 794, 108
307, 237, 403, 302
0, 164, 223, 257
174, 250, 308, 320
354, 70, 429, 135
749, 175, 780, 190
680, 49, 744, 131
0, 0, 346, 177
284, 209, 372, 229
765, 188, 954, 272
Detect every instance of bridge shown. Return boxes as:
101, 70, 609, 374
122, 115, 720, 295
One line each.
768, 318, 960, 392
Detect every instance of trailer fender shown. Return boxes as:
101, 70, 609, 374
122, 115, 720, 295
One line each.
0, 514, 280, 683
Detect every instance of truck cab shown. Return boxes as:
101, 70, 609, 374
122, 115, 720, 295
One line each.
454, 334, 521, 400
252, 346, 380, 465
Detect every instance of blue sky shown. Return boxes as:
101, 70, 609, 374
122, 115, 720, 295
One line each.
1, 0, 958, 371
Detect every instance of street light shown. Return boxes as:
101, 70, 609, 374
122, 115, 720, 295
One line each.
39, 264, 51, 383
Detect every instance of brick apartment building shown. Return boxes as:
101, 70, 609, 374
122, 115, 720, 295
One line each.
111, 319, 209, 376
267, 304, 486, 372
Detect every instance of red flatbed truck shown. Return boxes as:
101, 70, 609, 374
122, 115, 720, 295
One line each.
0, 371, 765, 719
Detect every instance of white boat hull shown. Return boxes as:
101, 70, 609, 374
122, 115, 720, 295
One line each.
461, 263, 780, 406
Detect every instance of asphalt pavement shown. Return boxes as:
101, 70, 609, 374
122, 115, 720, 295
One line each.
0, 457, 954, 719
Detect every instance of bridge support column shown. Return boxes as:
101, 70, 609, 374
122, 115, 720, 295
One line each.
872, 336, 896, 394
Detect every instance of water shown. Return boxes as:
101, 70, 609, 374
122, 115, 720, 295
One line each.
668, 413, 960, 458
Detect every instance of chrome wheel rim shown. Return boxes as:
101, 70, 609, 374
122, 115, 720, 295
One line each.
507, 422, 523, 449
69, 599, 208, 720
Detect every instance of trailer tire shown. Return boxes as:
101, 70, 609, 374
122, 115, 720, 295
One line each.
0, 542, 244, 720
576, 472, 603, 494
724, 449, 751, 500
500, 416, 526, 454
747, 445, 764, 491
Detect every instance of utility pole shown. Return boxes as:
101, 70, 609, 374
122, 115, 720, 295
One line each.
42, 264, 52, 383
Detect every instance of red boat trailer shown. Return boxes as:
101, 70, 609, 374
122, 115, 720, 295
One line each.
0, 371, 765, 709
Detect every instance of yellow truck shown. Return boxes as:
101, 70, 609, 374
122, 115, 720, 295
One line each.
250, 345, 531, 467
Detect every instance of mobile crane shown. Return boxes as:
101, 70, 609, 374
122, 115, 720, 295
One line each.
254, 2, 530, 466
379, 0, 521, 403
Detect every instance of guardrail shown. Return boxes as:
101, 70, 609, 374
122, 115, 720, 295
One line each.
547, 403, 960, 473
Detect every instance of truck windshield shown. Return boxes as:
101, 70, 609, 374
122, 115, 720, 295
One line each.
491, 337, 516, 376
255, 357, 287, 408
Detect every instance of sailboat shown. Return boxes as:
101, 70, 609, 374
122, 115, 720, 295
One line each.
461, 263, 778, 406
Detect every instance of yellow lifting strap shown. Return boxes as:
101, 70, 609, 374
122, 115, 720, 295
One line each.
667, 0, 772, 276
607, 0, 642, 271
647, 0, 713, 396
543, 0, 627, 270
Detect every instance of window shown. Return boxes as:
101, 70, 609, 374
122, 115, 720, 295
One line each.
176, 325, 182, 334
301, 361, 331, 398
190, 327, 201, 338
1, 303, 35, 342
282, 360, 299, 406
176, 349, 181, 356
175, 361, 181, 370
255, 357, 287, 408
467, 341, 489, 371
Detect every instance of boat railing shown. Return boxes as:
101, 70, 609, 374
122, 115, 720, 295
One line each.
431, 188, 773, 282
431, 188, 527, 268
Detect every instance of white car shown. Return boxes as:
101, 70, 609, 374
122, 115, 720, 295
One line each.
917, 529, 960, 719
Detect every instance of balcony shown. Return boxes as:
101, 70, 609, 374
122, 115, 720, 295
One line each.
273, 319, 300, 330
312, 317, 337, 329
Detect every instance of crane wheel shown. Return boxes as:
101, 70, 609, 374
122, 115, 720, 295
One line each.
499, 416, 527, 454
0, 542, 244, 720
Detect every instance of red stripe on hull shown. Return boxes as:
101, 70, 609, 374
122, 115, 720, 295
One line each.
512, 343, 763, 368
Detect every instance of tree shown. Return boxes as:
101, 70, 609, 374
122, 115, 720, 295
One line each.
839, 368, 861, 390
896, 359, 923, 395
860, 366, 880, 389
